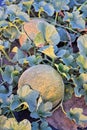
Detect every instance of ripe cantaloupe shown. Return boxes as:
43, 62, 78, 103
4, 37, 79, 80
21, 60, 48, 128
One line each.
18, 64, 64, 108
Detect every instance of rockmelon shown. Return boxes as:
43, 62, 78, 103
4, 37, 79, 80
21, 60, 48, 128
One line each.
18, 64, 64, 108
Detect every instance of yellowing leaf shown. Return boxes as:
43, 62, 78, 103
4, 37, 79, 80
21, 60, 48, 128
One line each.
83, 84, 87, 91
17, 85, 32, 98
15, 102, 29, 111
34, 32, 45, 47
68, 108, 87, 124
0, 45, 4, 50
12, 46, 18, 53
4, 118, 31, 130
42, 45, 57, 59
77, 55, 87, 70
45, 25, 60, 45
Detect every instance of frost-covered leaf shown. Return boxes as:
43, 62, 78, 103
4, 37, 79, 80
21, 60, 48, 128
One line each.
25, 90, 40, 112
13, 48, 25, 62
37, 102, 52, 118
26, 55, 42, 66
0, 7, 7, 20
0, 93, 8, 103
1, 65, 19, 86
2, 65, 14, 84
76, 55, 87, 72
68, 0, 80, 9
10, 97, 22, 111
6, 4, 29, 21
73, 73, 87, 97
63, 10, 85, 29
39, 45, 57, 59
0, 85, 8, 93
4, 118, 31, 130
32, 122, 39, 130
17, 85, 39, 112
6, 4, 21, 15
16, 12, 29, 22
52, 0, 69, 12
62, 54, 75, 67
40, 1, 54, 16
3, 26, 20, 42
77, 34, 87, 57
83, 83, 87, 104
20, 40, 33, 51
67, 108, 87, 124
0, 20, 9, 27
17, 85, 32, 98
40, 121, 52, 130
57, 27, 69, 42
64, 84, 74, 101
56, 49, 67, 58
45, 25, 60, 45
38, 22, 60, 45
33, 1, 54, 16
81, 4, 87, 18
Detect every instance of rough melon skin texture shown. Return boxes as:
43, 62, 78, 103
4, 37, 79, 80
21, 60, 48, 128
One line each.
18, 64, 64, 108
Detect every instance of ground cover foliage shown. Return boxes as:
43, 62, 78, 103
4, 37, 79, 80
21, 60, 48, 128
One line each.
0, 0, 87, 130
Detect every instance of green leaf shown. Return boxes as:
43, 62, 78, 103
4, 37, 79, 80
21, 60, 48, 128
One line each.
63, 10, 85, 29
45, 25, 60, 45
13, 48, 25, 62
56, 49, 67, 58
77, 34, 87, 57
57, 27, 69, 42
0, 85, 8, 93
32, 122, 39, 130
38, 22, 60, 45
25, 90, 40, 112
64, 84, 74, 101
10, 97, 22, 111
23, 0, 34, 12
17, 12, 29, 22
55, 63, 70, 80
40, 121, 52, 130
83, 83, 87, 104
40, 1, 54, 16
37, 102, 52, 118
2, 65, 14, 84
20, 40, 33, 51
6, 4, 21, 15
53, 0, 69, 12
26, 55, 42, 66
17, 85, 32, 98
67, 108, 87, 124
3, 26, 20, 42
73, 73, 87, 97
76, 55, 87, 72
0, 20, 9, 27
34, 32, 45, 47
17, 85, 39, 112
81, 4, 87, 18
0, 7, 7, 20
